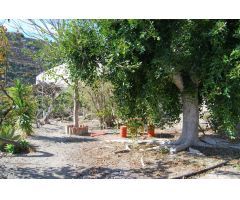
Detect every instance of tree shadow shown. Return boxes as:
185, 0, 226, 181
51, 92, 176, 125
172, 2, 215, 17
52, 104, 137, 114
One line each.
0, 165, 85, 179
14, 150, 54, 158
31, 135, 98, 143
214, 170, 240, 177
0, 161, 172, 179
36, 124, 65, 132
155, 133, 175, 139
192, 146, 240, 160
77, 161, 171, 179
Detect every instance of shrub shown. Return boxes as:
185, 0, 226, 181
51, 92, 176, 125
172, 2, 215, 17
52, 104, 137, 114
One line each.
17, 139, 30, 153
9, 80, 36, 136
4, 144, 15, 154
127, 118, 144, 140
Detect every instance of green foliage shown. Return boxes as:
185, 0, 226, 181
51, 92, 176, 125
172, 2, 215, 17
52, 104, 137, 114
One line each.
158, 147, 170, 154
4, 144, 15, 154
52, 89, 73, 118
17, 139, 30, 153
2, 140, 30, 154
0, 124, 20, 141
100, 19, 240, 138
57, 20, 106, 84
8, 80, 36, 136
127, 118, 144, 140
99, 20, 182, 126
80, 80, 116, 127
37, 20, 240, 140
19, 139, 29, 149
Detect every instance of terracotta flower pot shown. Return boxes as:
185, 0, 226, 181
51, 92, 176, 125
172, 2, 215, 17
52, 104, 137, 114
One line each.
120, 126, 127, 138
147, 125, 155, 137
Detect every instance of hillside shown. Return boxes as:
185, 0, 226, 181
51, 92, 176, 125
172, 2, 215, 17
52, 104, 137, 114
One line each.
6, 32, 44, 85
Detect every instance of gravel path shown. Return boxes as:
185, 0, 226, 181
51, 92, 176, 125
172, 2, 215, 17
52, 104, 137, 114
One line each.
0, 121, 170, 179
0, 121, 91, 178
1, 121, 240, 179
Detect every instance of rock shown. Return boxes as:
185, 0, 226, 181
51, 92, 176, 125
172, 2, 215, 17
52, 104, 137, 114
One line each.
188, 148, 204, 156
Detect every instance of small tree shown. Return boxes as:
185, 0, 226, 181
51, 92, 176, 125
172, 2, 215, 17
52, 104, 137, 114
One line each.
47, 20, 105, 127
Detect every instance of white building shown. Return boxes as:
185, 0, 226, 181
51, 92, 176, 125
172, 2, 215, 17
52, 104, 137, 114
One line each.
36, 64, 70, 88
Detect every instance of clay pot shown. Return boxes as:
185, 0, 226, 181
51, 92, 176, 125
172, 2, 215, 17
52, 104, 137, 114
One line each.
66, 124, 89, 135
147, 125, 155, 137
120, 126, 127, 138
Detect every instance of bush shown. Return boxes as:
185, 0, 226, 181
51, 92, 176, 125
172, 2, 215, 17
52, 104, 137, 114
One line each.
127, 118, 144, 140
17, 139, 30, 153
9, 80, 36, 136
4, 144, 15, 154
2, 139, 30, 154
52, 90, 73, 119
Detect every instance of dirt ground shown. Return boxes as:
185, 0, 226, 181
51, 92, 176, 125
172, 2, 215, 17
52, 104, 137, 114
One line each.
0, 120, 240, 179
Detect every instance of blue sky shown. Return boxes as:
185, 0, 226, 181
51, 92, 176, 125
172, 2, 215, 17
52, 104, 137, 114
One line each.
0, 19, 55, 40
1, 19, 35, 37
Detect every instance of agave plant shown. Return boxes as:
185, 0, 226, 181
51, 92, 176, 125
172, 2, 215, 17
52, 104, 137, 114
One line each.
0, 124, 20, 142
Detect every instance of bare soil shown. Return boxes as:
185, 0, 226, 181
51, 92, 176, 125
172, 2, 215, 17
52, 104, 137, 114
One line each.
0, 120, 240, 179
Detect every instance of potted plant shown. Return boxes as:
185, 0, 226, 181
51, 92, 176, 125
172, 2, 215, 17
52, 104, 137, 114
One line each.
147, 123, 155, 137
127, 118, 144, 140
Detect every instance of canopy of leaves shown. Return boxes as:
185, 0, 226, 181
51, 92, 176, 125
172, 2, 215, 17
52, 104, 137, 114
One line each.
55, 20, 106, 83
100, 20, 240, 135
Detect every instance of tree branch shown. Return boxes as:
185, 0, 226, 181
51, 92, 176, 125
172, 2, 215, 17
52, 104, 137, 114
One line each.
172, 72, 184, 92
0, 106, 12, 126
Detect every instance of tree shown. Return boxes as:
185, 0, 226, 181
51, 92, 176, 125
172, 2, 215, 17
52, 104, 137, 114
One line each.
100, 19, 240, 152
51, 20, 105, 127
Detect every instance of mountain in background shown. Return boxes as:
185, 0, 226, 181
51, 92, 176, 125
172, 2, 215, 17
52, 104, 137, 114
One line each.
6, 32, 44, 86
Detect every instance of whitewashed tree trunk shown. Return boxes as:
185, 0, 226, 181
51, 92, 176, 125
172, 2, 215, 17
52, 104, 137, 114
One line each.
171, 89, 200, 152
73, 80, 79, 127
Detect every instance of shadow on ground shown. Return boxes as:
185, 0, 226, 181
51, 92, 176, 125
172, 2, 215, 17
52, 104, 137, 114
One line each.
155, 133, 175, 139
76, 160, 172, 179
30, 135, 98, 143
14, 150, 54, 158
192, 146, 240, 160
215, 170, 240, 177
0, 161, 172, 179
0, 165, 85, 179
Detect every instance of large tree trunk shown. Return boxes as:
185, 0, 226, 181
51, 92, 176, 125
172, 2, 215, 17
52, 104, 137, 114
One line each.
73, 80, 79, 127
171, 89, 200, 153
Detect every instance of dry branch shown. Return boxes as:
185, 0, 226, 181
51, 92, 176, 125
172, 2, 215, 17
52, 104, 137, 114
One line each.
170, 160, 230, 179
114, 149, 130, 154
